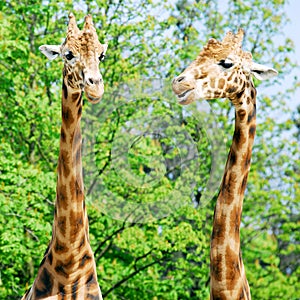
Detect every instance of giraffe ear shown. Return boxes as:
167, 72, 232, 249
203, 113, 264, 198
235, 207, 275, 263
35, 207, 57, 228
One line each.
250, 62, 278, 81
39, 45, 61, 60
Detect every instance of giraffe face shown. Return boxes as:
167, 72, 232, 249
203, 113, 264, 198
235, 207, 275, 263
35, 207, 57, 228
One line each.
39, 14, 108, 103
172, 29, 277, 105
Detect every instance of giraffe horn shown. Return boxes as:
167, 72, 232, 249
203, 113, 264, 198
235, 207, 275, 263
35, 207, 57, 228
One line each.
67, 13, 80, 36
83, 15, 95, 31
235, 28, 245, 46
222, 29, 244, 50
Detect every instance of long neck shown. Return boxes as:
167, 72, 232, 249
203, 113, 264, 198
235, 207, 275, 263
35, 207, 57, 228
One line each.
210, 85, 257, 300
24, 77, 101, 299
55, 80, 86, 247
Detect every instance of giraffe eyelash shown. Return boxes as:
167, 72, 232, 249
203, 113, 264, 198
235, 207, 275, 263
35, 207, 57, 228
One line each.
99, 52, 106, 61
218, 59, 234, 69
65, 51, 75, 60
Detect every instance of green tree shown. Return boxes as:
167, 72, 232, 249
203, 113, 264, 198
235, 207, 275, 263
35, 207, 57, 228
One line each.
0, 0, 299, 299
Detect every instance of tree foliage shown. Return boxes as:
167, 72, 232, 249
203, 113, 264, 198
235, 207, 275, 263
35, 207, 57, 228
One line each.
0, 0, 299, 299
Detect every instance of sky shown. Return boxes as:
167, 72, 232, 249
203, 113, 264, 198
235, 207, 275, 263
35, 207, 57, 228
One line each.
284, 0, 300, 111
286, 0, 300, 56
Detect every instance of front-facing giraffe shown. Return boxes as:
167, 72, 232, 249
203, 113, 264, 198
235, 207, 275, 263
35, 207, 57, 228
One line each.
172, 29, 277, 299
22, 14, 107, 300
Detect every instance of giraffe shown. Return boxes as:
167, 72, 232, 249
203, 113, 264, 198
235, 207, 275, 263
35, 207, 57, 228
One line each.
22, 13, 107, 300
172, 29, 277, 299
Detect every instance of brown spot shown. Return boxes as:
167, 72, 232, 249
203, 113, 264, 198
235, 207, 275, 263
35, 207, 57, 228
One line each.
234, 77, 238, 83
77, 93, 83, 107
55, 264, 68, 277
59, 150, 71, 178
227, 72, 234, 81
86, 294, 100, 300
250, 88, 256, 100
211, 254, 223, 282
72, 92, 81, 102
233, 127, 246, 146
211, 206, 226, 245
86, 273, 97, 286
237, 109, 247, 122
249, 125, 256, 139
48, 250, 53, 265
59, 284, 66, 296
62, 81, 68, 99
79, 235, 86, 250
239, 174, 248, 195
79, 252, 92, 268
78, 106, 82, 118
243, 148, 252, 172
62, 106, 75, 128
69, 177, 83, 203
229, 148, 237, 166
236, 90, 244, 99
221, 171, 237, 203
61, 127, 67, 143
54, 238, 68, 254
225, 245, 240, 289
69, 210, 84, 243
218, 78, 225, 89
246, 97, 251, 105
76, 179, 84, 198
229, 205, 241, 241
55, 255, 75, 277
227, 86, 237, 93
211, 291, 227, 300
35, 268, 53, 298
72, 278, 79, 300
196, 72, 206, 80
57, 216, 67, 237
247, 104, 256, 124
210, 78, 216, 89
56, 184, 68, 210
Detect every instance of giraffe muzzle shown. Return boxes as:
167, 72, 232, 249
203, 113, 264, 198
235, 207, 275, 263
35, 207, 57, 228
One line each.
84, 75, 104, 103
172, 76, 196, 105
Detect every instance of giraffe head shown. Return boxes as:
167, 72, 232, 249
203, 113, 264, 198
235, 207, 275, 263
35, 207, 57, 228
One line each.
172, 29, 277, 105
39, 13, 107, 103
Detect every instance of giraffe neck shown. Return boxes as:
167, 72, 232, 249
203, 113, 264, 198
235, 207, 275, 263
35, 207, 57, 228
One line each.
24, 78, 102, 299
210, 84, 256, 300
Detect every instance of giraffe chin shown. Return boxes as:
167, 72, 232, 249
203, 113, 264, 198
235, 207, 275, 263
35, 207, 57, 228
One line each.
177, 89, 196, 105
85, 92, 103, 103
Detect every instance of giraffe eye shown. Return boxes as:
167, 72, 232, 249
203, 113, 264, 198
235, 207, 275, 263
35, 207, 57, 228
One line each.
65, 51, 74, 60
218, 59, 234, 69
99, 52, 106, 62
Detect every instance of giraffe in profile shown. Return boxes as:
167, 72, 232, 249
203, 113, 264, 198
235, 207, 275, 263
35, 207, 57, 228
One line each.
22, 13, 107, 300
172, 29, 277, 299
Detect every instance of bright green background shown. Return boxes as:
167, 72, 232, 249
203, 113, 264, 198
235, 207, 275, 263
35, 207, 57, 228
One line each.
0, 1, 299, 299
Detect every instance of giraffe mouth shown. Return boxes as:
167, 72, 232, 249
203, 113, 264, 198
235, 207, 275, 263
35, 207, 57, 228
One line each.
86, 92, 102, 103
177, 89, 195, 104
178, 89, 194, 99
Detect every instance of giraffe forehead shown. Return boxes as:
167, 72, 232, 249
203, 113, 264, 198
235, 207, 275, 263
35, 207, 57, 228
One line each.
65, 32, 102, 56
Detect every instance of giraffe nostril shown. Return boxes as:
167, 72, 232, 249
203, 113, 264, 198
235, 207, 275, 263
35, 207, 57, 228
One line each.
177, 76, 185, 83
88, 78, 94, 85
